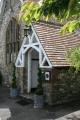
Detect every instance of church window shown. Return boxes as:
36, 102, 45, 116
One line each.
6, 18, 20, 64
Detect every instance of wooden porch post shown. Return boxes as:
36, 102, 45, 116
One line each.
27, 51, 31, 93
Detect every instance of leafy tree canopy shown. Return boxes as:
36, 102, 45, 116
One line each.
19, 0, 80, 33
66, 46, 80, 71
19, 0, 80, 71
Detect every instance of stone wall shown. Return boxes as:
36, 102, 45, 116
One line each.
0, 1, 26, 93
43, 68, 80, 105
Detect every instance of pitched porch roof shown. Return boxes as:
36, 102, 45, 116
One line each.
32, 21, 80, 67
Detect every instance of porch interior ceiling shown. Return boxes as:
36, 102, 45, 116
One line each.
32, 22, 80, 67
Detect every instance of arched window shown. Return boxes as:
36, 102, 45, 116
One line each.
6, 18, 20, 64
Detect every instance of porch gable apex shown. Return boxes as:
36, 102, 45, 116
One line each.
15, 25, 52, 69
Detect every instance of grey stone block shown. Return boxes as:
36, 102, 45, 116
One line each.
0, 108, 11, 120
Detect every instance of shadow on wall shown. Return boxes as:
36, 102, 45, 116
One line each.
0, 71, 3, 86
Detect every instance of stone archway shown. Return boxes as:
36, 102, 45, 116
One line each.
0, 10, 15, 82
0, 5, 20, 84
0, 10, 19, 66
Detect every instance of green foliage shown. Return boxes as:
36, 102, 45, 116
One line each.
61, 20, 80, 34
11, 64, 17, 88
19, 0, 40, 25
35, 68, 44, 95
66, 46, 80, 71
19, 0, 80, 32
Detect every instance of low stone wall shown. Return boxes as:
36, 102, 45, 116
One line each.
43, 68, 80, 105
55, 111, 80, 120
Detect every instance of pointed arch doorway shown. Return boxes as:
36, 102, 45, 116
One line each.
25, 48, 39, 93
15, 27, 52, 94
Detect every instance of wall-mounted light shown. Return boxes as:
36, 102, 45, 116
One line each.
45, 72, 50, 81
24, 25, 32, 37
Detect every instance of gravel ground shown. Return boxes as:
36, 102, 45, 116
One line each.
0, 86, 80, 120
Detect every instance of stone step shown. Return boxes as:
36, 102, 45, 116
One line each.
0, 108, 11, 120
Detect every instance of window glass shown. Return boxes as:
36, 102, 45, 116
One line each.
6, 18, 20, 64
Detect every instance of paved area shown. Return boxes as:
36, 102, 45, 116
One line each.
0, 87, 80, 120
55, 111, 80, 120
